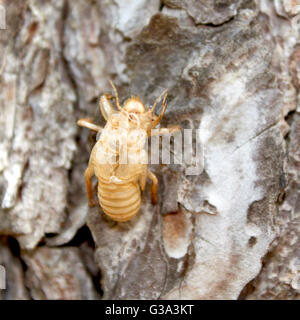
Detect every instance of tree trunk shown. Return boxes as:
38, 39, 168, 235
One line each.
0, 0, 299, 300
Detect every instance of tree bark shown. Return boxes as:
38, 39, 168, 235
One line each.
0, 0, 299, 300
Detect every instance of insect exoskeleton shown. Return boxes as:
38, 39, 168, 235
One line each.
78, 81, 181, 222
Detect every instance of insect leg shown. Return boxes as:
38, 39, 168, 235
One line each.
99, 93, 119, 121
151, 89, 168, 115
151, 90, 168, 128
147, 170, 158, 205
139, 169, 148, 191
85, 165, 97, 207
77, 118, 103, 132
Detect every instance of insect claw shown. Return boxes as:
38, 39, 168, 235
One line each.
88, 200, 98, 207
151, 193, 158, 205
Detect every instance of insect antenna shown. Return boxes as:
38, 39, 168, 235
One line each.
109, 80, 122, 111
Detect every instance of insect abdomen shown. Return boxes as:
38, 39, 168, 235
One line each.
98, 181, 141, 222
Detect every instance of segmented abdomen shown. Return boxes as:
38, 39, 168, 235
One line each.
98, 180, 141, 222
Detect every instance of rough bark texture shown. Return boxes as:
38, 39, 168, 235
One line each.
0, 0, 299, 300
